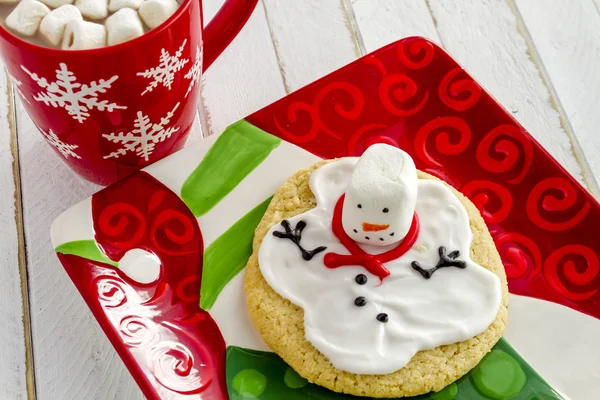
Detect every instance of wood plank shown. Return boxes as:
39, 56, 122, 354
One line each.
0, 67, 28, 399
349, 0, 586, 186
352, 0, 440, 48
262, 0, 361, 91
202, 0, 287, 135
515, 0, 600, 191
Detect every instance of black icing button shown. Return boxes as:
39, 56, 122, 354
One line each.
376, 313, 388, 323
355, 274, 367, 285
354, 296, 367, 307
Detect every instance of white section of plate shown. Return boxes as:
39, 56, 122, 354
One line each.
505, 294, 600, 399
210, 271, 271, 352
50, 197, 94, 247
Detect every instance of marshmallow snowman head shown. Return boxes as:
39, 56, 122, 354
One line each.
341, 144, 418, 246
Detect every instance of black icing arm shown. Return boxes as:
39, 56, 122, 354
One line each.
273, 220, 327, 261
411, 246, 466, 279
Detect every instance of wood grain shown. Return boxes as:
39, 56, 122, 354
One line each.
202, 0, 286, 136
352, 0, 440, 48
262, 0, 360, 91
0, 67, 28, 400
515, 0, 600, 192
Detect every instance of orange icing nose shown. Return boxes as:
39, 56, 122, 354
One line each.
362, 222, 390, 232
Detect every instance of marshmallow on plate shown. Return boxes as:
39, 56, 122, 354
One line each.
138, 0, 179, 30
61, 19, 105, 49
108, 0, 143, 12
74, 0, 108, 20
105, 8, 143, 46
40, 5, 82, 47
39, 0, 74, 8
6, 0, 50, 37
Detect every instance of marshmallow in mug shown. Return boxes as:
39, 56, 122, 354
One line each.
139, 0, 178, 29
105, 7, 142, 46
74, 0, 107, 20
40, 4, 82, 46
108, 0, 142, 13
40, 0, 74, 8
5, 0, 50, 37
3, 0, 182, 49
341, 144, 418, 246
62, 18, 105, 49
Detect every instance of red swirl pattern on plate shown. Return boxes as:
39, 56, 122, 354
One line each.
462, 180, 513, 224
247, 37, 600, 319
438, 67, 482, 111
494, 232, 542, 280
149, 209, 196, 256
476, 124, 533, 184
97, 203, 146, 249
273, 81, 364, 143
526, 177, 591, 232
379, 73, 429, 117
543, 245, 599, 301
414, 116, 471, 167
59, 172, 227, 399
397, 38, 435, 69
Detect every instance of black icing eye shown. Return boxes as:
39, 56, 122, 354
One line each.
376, 313, 389, 323
353, 229, 358, 233
390, 232, 394, 237
365, 236, 370, 240
382, 208, 389, 213
354, 297, 367, 307
357, 204, 362, 209
379, 238, 384, 241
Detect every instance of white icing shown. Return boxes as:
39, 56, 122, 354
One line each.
258, 158, 502, 375
118, 248, 161, 284
342, 144, 418, 246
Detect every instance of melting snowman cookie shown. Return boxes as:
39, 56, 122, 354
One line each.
254, 144, 503, 380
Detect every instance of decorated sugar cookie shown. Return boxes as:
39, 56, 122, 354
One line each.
245, 144, 508, 397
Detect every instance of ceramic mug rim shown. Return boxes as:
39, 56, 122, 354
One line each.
0, 0, 195, 56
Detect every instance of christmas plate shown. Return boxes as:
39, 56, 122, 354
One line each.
51, 37, 600, 400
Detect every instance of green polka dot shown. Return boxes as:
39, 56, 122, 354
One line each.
473, 350, 527, 399
232, 369, 267, 398
284, 367, 308, 389
431, 383, 458, 400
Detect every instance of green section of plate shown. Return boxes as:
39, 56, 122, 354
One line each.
200, 197, 273, 311
55, 240, 117, 267
181, 120, 281, 217
225, 339, 564, 400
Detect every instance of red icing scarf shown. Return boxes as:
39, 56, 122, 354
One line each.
323, 195, 420, 281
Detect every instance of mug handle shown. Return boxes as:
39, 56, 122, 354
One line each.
202, 0, 259, 71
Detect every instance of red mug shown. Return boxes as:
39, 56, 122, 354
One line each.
0, 0, 257, 185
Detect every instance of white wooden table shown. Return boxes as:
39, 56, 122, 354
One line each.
1, 0, 599, 398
